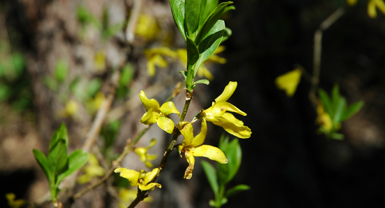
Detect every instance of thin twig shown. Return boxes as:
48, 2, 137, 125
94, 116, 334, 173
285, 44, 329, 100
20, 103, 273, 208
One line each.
125, 0, 143, 43
309, 8, 345, 108
71, 127, 149, 201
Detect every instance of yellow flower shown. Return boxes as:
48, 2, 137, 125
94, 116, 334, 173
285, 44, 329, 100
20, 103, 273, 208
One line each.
77, 153, 105, 184
114, 167, 161, 191
177, 46, 226, 80
347, 0, 357, 6
118, 188, 152, 208
5, 193, 24, 208
135, 139, 158, 168
135, 14, 160, 40
139, 90, 180, 134
144, 47, 177, 76
94, 50, 106, 71
368, 0, 385, 18
177, 119, 228, 179
275, 68, 302, 97
202, 81, 251, 139
316, 103, 333, 132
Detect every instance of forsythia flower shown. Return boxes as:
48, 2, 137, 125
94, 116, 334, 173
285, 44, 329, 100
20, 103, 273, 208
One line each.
77, 153, 105, 184
114, 167, 161, 191
144, 47, 177, 76
135, 139, 158, 168
316, 103, 333, 132
119, 188, 152, 208
135, 14, 160, 40
275, 68, 302, 97
178, 119, 228, 179
202, 81, 251, 139
5, 193, 24, 208
347, 0, 357, 6
94, 50, 106, 71
139, 91, 180, 134
368, 0, 385, 18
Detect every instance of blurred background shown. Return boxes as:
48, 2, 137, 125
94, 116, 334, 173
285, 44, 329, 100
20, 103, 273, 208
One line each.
1, 0, 385, 207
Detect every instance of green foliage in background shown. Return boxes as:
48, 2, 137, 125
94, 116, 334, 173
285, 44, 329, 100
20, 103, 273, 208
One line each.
32, 124, 89, 202
201, 135, 250, 207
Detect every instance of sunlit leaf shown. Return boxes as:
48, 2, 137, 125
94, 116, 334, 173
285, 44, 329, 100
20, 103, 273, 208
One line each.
224, 184, 250, 197
201, 160, 219, 194
57, 150, 89, 185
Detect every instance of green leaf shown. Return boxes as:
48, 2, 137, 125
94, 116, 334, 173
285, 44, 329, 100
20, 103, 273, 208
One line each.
341, 101, 364, 121
185, 0, 204, 39
0, 84, 11, 102
332, 84, 340, 106
220, 197, 228, 205
179, 70, 187, 80
12, 52, 25, 76
318, 89, 333, 116
54, 59, 68, 82
119, 64, 134, 88
332, 97, 346, 127
201, 160, 219, 194
218, 134, 229, 150
195, 2, 234, 44
169, 0, 186, 40
48, 124, 69, 175
57, 150, 89, 185
102, 22, 124, 40
225, 139, 242, 183
87, 78, 102, 98
330, 132, 344, 140
196, 20, 225, 75
225, 184, 250, 197
202, 0, 219, 23
186, 36, 200, 65
221, 27, 232, 43
33, 149, 52, 183
43, 75, 58, 91
194, 79, 210, 85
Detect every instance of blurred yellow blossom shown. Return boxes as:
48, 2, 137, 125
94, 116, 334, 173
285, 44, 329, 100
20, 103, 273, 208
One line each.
178, 119, 228, 179
316, 103, 333, 133
135, 139, 158, 168
60, 100, 78, 118
77, 153, 105, 184
139, 90, 180, 134
347, 0, 357, 6
135, 14, 160, 40
5, 193, 24, 208
202, 81, 251, 138
368, 0, 385, 18
94, 50, 106, 71
144, 47, 177, 76
118, 188, 152, 208
86, 92, 105, 113
275, 68, 302, 97
114, 167, 161, 191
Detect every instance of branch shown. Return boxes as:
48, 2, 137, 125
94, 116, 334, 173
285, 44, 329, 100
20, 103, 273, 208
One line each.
309, 7, 345, 108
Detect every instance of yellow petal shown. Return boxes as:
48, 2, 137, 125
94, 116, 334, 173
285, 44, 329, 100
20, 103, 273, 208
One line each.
215, 81, 237, 103
212, 113, 252, 139
316, 104, 333, 131
148, 139, 157, 149
191, 119, 207, 147
143, 168, 160, 185
139, 91, 160, 111
184, 151, 195, 179
145, 161, 153, 168
114, 168, 140, 186
84, 165, 105, 176
205, 102, 247, 120
140, 110, 160, 125
179, 121, 194, 145
135, 147, 147, 162
157, 116, 175, 134
197, 64, 214, 80
206, 54, 226, 64
88, 153, 99, 166
375, 0, 385, 15
147, 47, 178, 58
177, 49, 188, 67
147, 154, 157, 161
151, 54, 168, 68
275, 68, 302, 97
147, 59, 156, 76
368, 0, 377, 18
214, 45, 226, 54
193, 145, 228, 164
346, 0, 357, 6
160, 101, 181, 117
138, 182, 162, 191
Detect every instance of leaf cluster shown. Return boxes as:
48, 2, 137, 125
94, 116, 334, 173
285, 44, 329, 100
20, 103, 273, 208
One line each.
33, 124, 89, 201
201, 135, 250, 207
318, 85, 364, 139
169, 0, 233, 92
